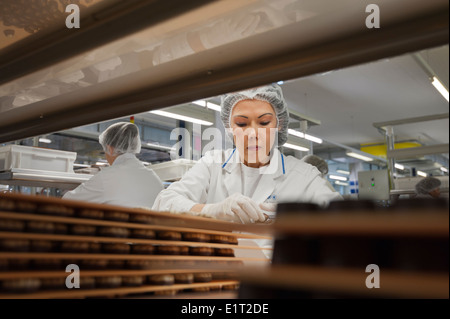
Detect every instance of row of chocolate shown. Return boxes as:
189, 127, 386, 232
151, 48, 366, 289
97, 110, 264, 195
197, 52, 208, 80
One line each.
0, 218, 239, 243
0, 258, 243, 271
0, 197, 175, 225
0, 238, 235, 256
0, 272, 239, 295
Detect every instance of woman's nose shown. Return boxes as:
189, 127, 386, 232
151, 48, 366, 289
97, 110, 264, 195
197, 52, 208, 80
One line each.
246, 127, 258, 139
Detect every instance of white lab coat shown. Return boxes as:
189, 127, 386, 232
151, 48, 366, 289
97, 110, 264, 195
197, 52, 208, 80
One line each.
63, 153, 164, 208
153, 148, 342, 212
152, 148, 342, 261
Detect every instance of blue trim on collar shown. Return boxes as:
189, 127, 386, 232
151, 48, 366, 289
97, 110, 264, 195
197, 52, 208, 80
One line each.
281, 153, 285, 175
222, 148, 236, 169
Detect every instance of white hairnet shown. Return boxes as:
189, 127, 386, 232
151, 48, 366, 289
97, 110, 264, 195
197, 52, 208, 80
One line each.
220, 83, 289, 146
99, 122, 141, 155
415, 176, 441, 195
301, 154, 329, 176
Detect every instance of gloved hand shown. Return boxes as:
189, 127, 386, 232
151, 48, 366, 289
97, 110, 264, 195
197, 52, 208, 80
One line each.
259, 202, 277, 222
259, 202, 277, 213
201, 193, 266, 224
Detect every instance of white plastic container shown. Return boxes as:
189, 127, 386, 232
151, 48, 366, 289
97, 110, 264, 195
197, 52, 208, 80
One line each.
151, 159, 196, 182
0, 145, 77, 173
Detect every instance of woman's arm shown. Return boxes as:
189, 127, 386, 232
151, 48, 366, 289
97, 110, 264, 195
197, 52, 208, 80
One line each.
151, 153, 214, 213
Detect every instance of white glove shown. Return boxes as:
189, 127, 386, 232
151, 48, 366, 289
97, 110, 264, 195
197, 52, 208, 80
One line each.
201, 193, 266, 224
259, 202, 277, 213
259, 202, 277, 222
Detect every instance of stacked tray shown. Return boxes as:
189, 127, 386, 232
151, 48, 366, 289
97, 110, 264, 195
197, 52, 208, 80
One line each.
0, 193, 273, 299
238, 199, 449, 299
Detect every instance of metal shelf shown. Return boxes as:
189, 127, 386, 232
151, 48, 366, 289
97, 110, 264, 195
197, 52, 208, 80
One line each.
0, 168, 93, 190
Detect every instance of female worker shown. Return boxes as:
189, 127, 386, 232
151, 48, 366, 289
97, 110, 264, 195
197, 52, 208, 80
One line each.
63, 122, 164, 208
152, 84, 342, 223
414, 176, 442, 199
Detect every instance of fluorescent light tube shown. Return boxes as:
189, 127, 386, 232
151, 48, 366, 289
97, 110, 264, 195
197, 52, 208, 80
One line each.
335, 181, 349, 186
288, 129, 322, 144
288, 129, 304, 138
431, 76, 449, 102
38, 138, 52, 144
283, 143, 309, 152
304, 134, 323, 144
336, 169, 350, 175
329, 175, 348, 181
192, 100, 221, 112
347, 152, 373, 162
394, 163, 405, 170
440, 167, 448, 173
150, 110, 213, 126
417, 170, 427, 177
96, 162, 108, 166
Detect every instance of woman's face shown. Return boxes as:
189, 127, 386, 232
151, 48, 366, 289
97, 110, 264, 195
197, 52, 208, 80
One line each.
230, 99, 278, 168
429, 188, 441, 198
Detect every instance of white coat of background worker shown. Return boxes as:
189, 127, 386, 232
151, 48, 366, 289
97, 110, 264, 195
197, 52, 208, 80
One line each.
301, 154, 338, 193
152, 84, 342, 223
63, 122, 164, 208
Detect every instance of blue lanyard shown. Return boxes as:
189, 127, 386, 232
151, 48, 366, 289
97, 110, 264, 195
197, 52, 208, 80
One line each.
222, 148, 236, 168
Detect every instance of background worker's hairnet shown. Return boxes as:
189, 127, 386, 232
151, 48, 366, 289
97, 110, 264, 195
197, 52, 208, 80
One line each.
99, 122, 141, 155
301, 154, 329, 176
220, 83, 289, 147
415, 176, 441, 195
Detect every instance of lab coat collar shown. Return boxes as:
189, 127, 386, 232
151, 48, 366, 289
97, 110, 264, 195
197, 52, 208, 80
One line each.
222, 148, 285, 179
222, 148, 286, 202
111, 153, 136, 166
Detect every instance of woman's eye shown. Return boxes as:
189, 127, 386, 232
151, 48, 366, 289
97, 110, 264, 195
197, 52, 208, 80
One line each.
260, 121, 271, 126
236, 123, 247, 127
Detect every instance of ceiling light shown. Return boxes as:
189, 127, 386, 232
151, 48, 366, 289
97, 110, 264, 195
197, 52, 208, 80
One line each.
288, 129, 322, 144
192, 100, 221, 112
346, 152, 373, 162
417, 170, 427, 177
283, 143, 309, 152
96, 162, 108, 166
288, 129, 303, 138
150, 110, 213, 126
440, 167, 448, 173
431, 76, 449, 102
335, 181, 349, 186
38, 138, 52, 144
329, 175, 348, 181
394, 163, 405, 170
336, 169, 350, 175
304, 134, 323, 144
